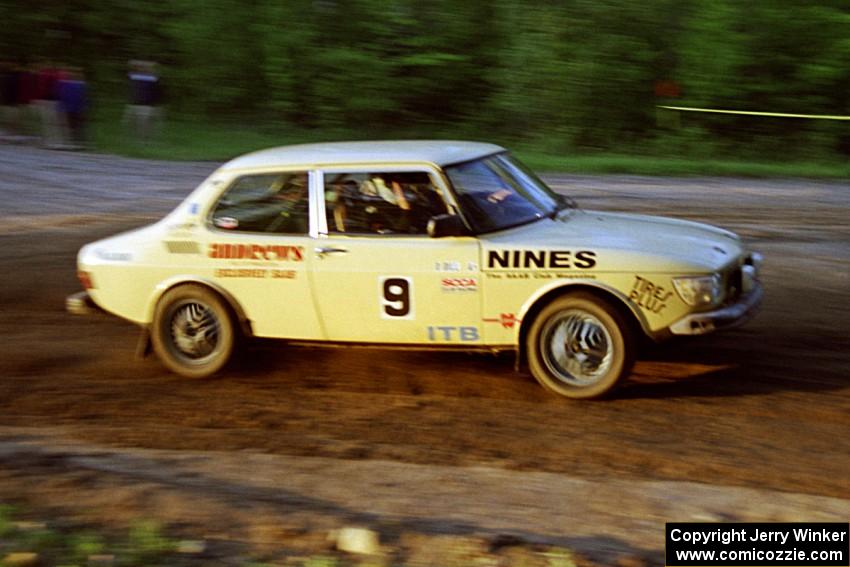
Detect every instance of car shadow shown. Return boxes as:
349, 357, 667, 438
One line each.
225, 324, 850, 403
618, 326, 849, 400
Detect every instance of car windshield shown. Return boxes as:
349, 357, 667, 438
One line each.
444, 152, 567, 233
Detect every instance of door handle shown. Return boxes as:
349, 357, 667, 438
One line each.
315, 246, 348, 258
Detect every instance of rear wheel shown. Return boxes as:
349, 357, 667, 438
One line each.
526, 292, 635, 399
151, 284, 236, 378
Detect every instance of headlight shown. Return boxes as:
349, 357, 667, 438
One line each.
673, 274, 722, 307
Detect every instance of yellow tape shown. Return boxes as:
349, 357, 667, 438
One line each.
658, 105, 850, 120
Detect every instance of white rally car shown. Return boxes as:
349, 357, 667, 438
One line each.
68, 141, 763, 399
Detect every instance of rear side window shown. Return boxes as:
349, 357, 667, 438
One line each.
324, 171, 448, 235
210, 172, 309, 234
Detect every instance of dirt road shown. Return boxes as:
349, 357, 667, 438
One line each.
0, 146, 847, 563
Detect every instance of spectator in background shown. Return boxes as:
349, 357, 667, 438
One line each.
124, 60, 140, 133
146, 61, 164, 134
0, 61, 18, 134
125, 60, 163, 141
57, 67, 88, 149
32, 60, 68, 148
16, 63, 38, 137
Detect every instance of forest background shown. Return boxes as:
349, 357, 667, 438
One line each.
4, 0, 850, 173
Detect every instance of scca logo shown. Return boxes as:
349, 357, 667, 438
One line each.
441, 277, 478, 292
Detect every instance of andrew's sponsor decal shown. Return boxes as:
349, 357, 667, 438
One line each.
208, 243, 304, 261
487, 249, 597, 270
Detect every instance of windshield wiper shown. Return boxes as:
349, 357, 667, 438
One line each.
558, 193, 578, 209
548, 194, 577, 219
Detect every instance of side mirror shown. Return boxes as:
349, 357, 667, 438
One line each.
427, 214, 469, 238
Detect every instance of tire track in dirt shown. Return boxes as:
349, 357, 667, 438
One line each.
1, 428, 847, 561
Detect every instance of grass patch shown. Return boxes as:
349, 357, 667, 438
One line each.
0, 505, 181, 566
85, 105, 850, 178
516, 151, 850, 178
92, 110, 286, 162
0, 504, 599, 566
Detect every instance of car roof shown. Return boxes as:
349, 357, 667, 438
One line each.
219, 140, 505, 171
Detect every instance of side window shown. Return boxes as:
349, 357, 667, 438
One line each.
324, 172, 448, 235
210, 172, 309, 234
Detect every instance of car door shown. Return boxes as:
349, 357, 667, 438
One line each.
204, 169, 323, 340
309, 166, 482, 345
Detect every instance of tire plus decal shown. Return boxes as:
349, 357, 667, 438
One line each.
628, 275, 674, 314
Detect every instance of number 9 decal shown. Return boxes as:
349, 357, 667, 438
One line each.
380, 276, 413, 319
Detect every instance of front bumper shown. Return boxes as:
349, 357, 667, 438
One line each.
66, 291, 105, 316
668, 282, 764, 336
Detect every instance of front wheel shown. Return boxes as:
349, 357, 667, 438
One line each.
151, 284, 236, 378
526, 293, 635, 399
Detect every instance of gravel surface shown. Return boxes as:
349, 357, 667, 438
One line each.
0, 145, 848, 563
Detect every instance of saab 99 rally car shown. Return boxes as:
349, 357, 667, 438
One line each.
67, 141, 763, 399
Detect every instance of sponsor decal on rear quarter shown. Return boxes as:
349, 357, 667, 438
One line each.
208, 243, 304, 261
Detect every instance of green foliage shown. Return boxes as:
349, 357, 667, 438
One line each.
123, 520, 175, 565
301, 556, 342, 567
0, 504, 193, 566
0, 504, 15, 537
68, 531, 106, 564
6, 0, 850, 160
14, 526, 64, 555
543, 548, 579, 567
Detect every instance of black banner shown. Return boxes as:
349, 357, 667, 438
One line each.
666, 523, 849, 566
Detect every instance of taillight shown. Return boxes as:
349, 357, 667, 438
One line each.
78, 270, 94, 290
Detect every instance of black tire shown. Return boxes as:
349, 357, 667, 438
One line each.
526, 292, 635, 399
151, 284, 236, 378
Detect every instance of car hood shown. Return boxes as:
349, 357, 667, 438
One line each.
481, 209, 743, 272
